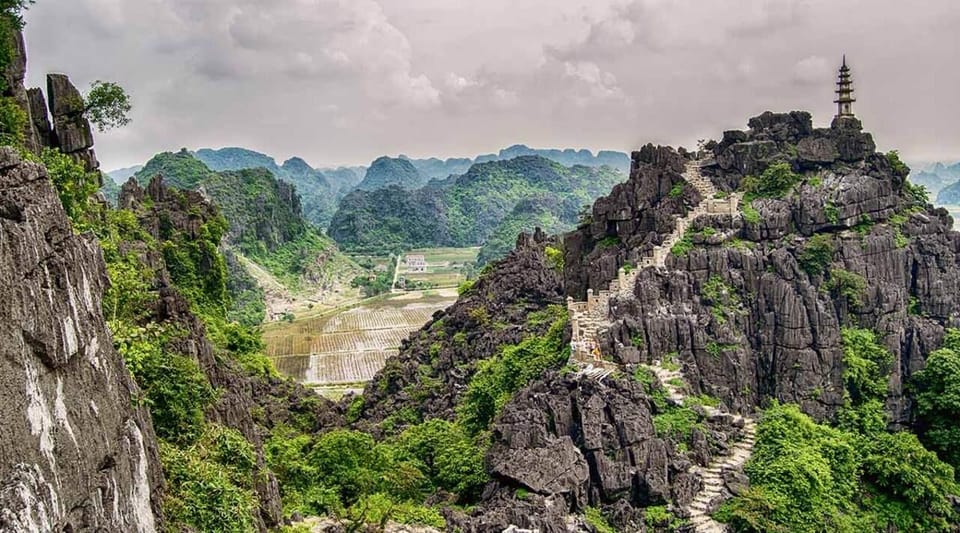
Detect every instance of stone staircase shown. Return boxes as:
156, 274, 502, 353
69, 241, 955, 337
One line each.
568, 160, 741, 363
646, 360, 756, 532
565, 160, 755, 531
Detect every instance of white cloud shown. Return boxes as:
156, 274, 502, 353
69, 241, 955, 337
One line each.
793, 55, 830, 85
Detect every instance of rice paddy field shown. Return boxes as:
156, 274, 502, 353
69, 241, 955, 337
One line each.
263, 287, 459, 398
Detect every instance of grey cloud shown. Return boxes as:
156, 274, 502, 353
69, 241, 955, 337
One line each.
21, 0, 960, 170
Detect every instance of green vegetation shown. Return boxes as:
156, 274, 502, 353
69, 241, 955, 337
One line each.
40, 148, 99, 227
669, 182, 685, 198
645, 505, 684, 531
798, 234, 835, 276
457, 305, 569, 434
544, 245, 564, 271
914, 329, 960, 468
161, 425, 259, 532
584, 507, 617, 533
840, 328, 893, 405
741, 162, 803, 200
741, 200, 761, 225
653, 406, 700, 441
720, 329, 956, 532
701, 275, 742, 324
477, 198, 572, 265
716, 403, 957, 533
824, 202, 840, 224
83, 80, 132, 132
828, 269, 867, 308
670, 230, 694, 256
329, 156, 624, 263
885, 150, 909, 176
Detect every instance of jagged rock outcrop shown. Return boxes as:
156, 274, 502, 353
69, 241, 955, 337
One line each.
359, 110, 960, 529
564, 111, 960, 426
0, 148, 163, 531
451, 373, 747, 532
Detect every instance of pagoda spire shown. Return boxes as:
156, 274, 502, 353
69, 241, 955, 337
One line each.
834, 55, 855, 118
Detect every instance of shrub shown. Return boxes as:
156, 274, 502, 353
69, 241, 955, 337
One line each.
0, 96, 26, 146
42, 147, 99, 227
457, 306, 568, 434
824, 202, 840, 224
457, 279, 476, 296
741, 162, 802, 199
798, 234, 835, 276
669, 182, 685, 198
670, 230, 694, 256
828, 269, 867, 308
544, 245, 564, 271
741, 200, 761, 224
886, 150, 909, 176
914, 330, 960, 468
653, 406, 700, 441
841, 328, 893, 404
584, 507, 617, 533
701, 275, 741, 324
161, 426, 259, 533
392, 419, 488, 500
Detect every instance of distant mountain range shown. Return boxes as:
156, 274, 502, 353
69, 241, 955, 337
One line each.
328, 155, 626, 262
911, 161, 960, 205
104, 145, 631, 236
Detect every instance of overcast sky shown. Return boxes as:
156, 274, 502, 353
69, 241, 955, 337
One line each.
23, 0, 960, 171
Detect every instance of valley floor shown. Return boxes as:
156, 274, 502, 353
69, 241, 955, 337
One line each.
263, 288, 459, 398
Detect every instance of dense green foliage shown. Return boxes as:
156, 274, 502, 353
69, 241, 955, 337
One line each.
719, 329, 957, 532
828, 269, 866, 308
798, 234, 835, 276
914, 329, 960, 468
160, 425, 259, 532
457, 305, 569, 434
741, 162, 802, 199
329, 156, 624, 262
84, 80, 132, 132
135, 149, 215, 190
40, 148, 99, 226
264, 422, 480, 528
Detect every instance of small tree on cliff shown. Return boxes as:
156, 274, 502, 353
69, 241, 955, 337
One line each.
84, 80, 132, 132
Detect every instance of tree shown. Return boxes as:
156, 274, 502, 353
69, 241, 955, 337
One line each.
84, 80, 132, 132
914, 329, 960, 468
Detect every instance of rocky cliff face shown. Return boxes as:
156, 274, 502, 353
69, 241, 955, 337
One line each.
560, 112, 960, 422
0, 148, 163, 531
358, 111, 960, 530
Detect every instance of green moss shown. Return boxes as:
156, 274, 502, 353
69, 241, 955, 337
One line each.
584, 507, 617, 533
741, 200, 762, 225
669, 182, 686, 198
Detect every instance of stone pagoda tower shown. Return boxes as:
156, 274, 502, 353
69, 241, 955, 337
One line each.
834, 55, 855, 118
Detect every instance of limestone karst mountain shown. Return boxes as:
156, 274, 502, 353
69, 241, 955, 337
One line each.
329, 155, 625, 260
351, 111, 960, 532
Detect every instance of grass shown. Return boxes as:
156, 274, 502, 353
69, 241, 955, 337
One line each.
742, 200, 761, 224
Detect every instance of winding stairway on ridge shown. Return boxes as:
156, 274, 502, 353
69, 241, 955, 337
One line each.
567, 159, 753, 532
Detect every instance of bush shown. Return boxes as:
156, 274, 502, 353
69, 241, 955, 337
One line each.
161, 426, 259, 533
584, 507, 617, 533
798, 234, 834, 276
670, 230, 694, 256
457, 306, 568, 434
392, 419, 488, 500
914, 329, 960, 468
741, 200, 762, 224
457, 279, 476, 296
669, 182, 685, 198
0, 96, 26, 146
544, 245, 564, 271
741, 162, 802, 199
828, 269, 867, 308
841, 328, 893, 405
42, 147, 99, 227
701, 275, 741, 324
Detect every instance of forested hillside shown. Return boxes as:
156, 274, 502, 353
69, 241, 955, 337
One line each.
329, 155, 624, 260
